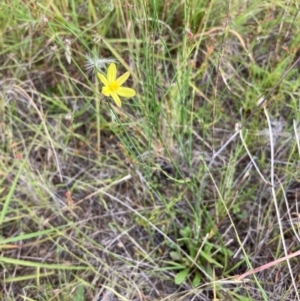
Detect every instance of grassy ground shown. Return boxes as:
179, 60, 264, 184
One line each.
1, 0, 300, 300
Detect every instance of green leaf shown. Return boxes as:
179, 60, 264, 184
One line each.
75, 284, 84, 301
189, 241, 198, 258
200, 250, 223, 268
174, 268, 189, 285
170, 251, 182, 261
0, 256, 86, 270
179, 226, 191, 238
192, 271, 201, 287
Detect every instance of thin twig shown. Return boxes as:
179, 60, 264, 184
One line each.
264, 106, 299, 300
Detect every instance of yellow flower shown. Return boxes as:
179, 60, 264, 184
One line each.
97, 63, 136, 107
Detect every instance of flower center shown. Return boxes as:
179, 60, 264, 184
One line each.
109, 81, 120, 91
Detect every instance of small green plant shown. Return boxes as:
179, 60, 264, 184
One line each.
167, 226, 233, 287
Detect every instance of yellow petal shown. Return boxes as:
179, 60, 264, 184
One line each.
111, 92, 122, 107
107, 63, 117, 83
116, 71, 130, 86
102, 86, 111, 97
116, 87, 136, 98
97, 73, 109, 87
